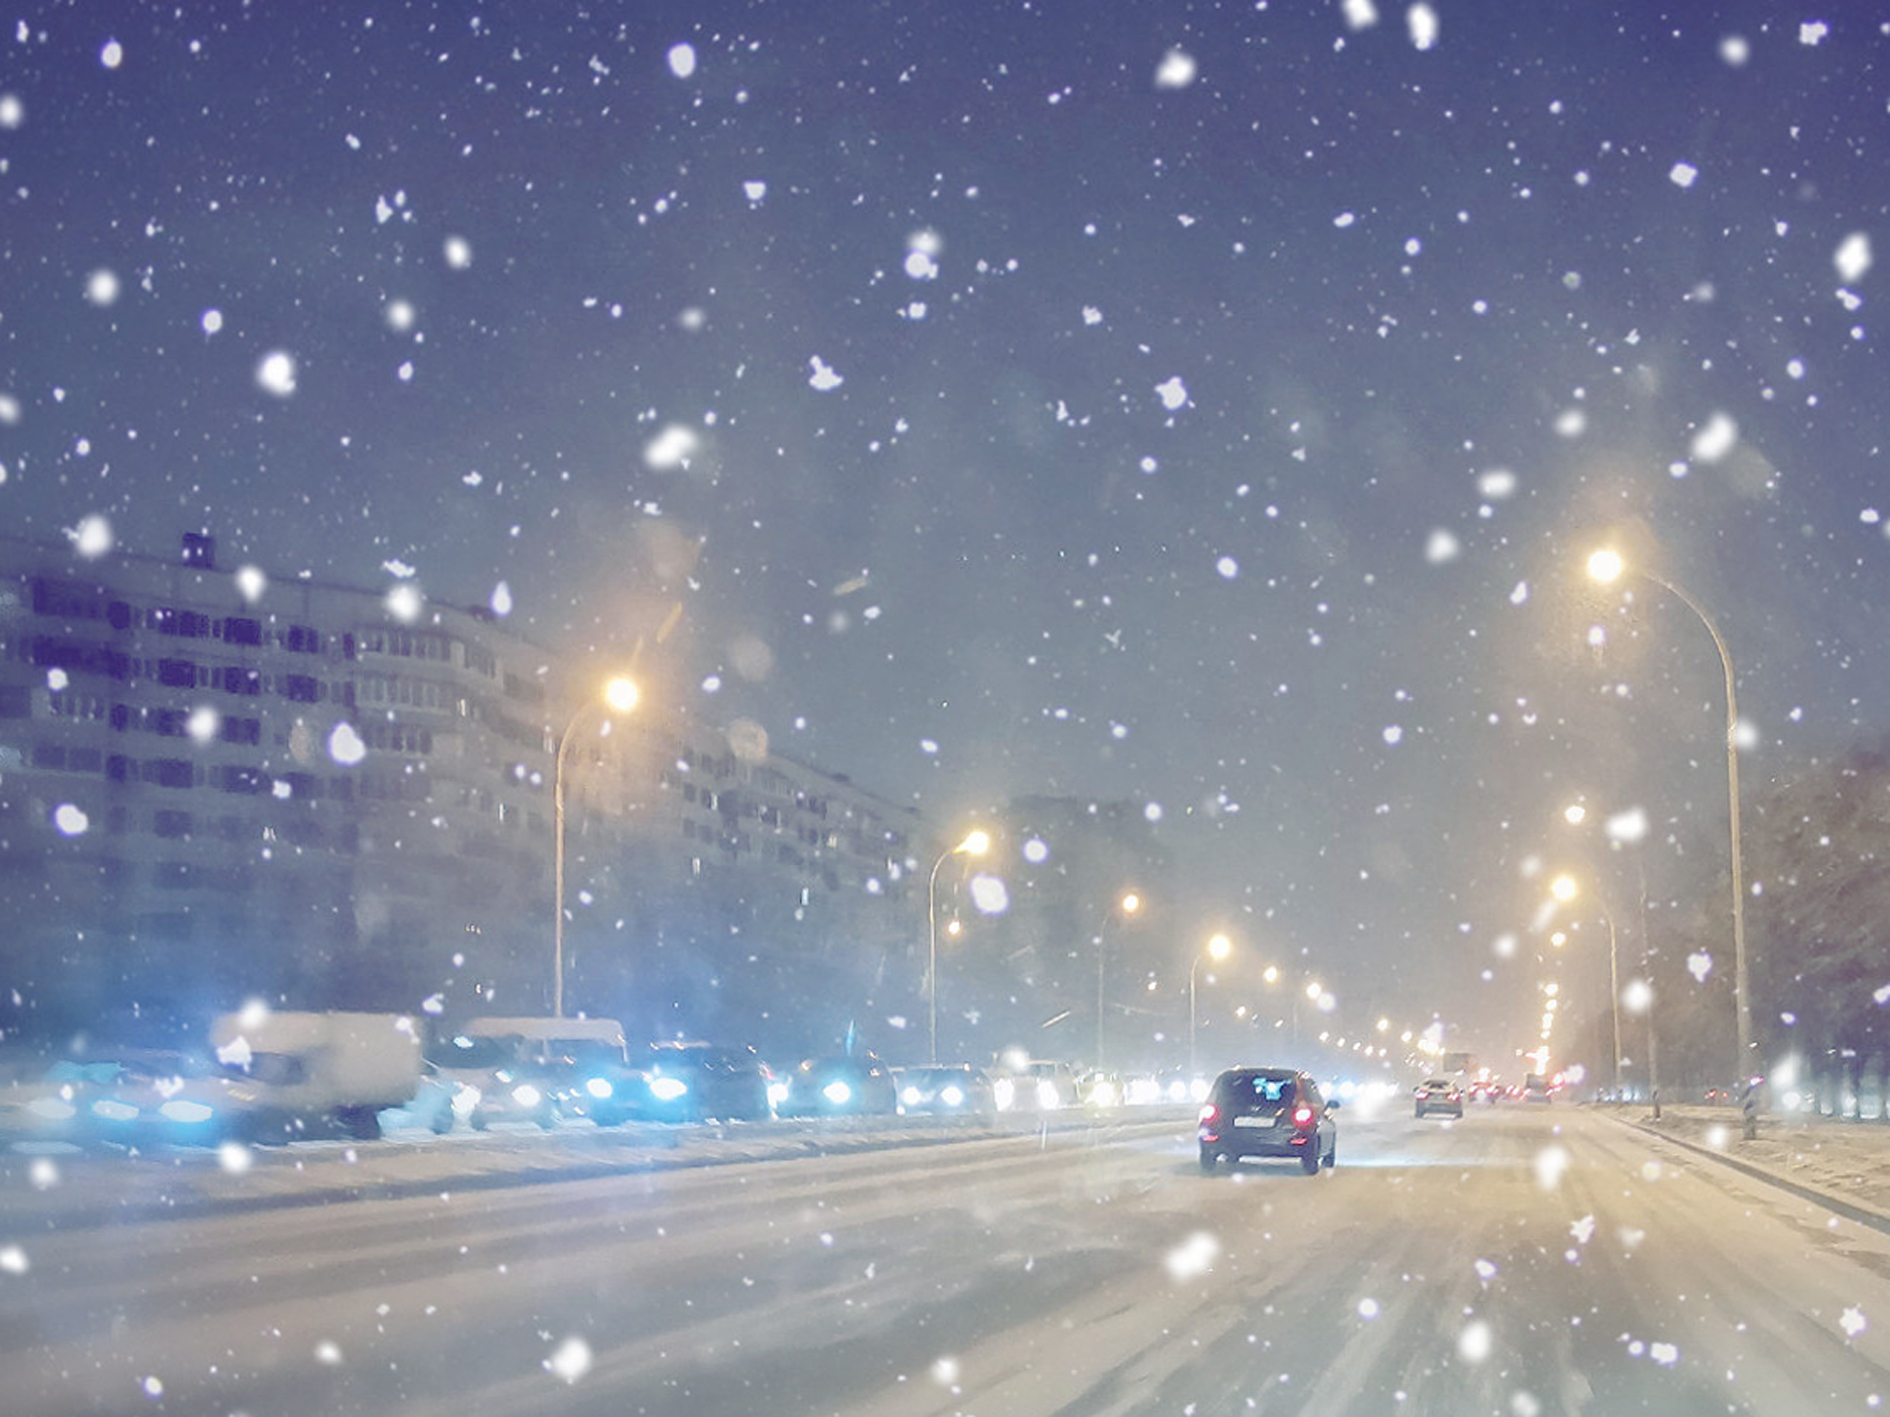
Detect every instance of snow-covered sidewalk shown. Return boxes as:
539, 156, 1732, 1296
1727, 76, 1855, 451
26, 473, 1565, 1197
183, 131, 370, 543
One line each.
1623, 1102, 1890, 1232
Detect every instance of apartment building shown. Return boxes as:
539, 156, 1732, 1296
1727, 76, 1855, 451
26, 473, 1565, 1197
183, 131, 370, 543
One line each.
0, 534, 922, 1051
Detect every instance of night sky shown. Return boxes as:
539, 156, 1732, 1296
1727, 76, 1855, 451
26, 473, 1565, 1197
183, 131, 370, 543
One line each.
4, 3, 1886, 1063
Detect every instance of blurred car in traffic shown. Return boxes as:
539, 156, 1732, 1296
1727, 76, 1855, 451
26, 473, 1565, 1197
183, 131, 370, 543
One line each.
428, 1018, 637, 1130
1197, 1066, 1338, 1175
1414, 1078, 1464, 1119
893, 1064, 996, 1119
11, 1053, 225, 1147
632, 1042, 776, 1123
772, 1054, 898, 1118
992, 1058, 1080, 1113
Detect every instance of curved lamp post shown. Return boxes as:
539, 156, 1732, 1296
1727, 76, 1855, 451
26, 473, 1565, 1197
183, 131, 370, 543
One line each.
1588, 549, 1751, 1080
1189, 933, 1233, 1080
927, 829, 990, 1065
1098, 891, 1141, 1068
553, 674, 639, 1018
1552, 873, 1620, 1099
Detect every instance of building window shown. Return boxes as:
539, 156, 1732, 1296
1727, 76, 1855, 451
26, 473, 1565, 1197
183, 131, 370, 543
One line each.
154, 809, 193, 839
220, 616, 263, 646
143, 758, 196, 789
221, 665, 261, 696
281, 673, 322, 703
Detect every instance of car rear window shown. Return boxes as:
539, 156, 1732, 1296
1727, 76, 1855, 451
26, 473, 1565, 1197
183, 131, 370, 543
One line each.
1218, 1073, 1297, 1110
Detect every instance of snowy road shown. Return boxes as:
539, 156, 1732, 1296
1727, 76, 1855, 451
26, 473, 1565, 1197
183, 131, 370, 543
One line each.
8, 1104, 1890, 1415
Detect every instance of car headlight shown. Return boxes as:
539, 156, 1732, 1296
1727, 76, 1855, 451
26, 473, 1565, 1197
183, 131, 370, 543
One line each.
586, 1077, 615, 1100
512, 1084, 543, 1107
649, 1076, 689, 1103
451, 1085, 481, 1116
822, 1080, 853, 1105
901, 1085, 923, 1106
91, 1098, 140, 1123
1036, 1080, 1060, 1109
993, 1078, 1015, 1110
941, 1086, 964, 1107
160, 1099, 215, 1125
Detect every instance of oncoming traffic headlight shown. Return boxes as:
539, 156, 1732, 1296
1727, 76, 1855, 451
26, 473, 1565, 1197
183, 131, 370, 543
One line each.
586, 1077, 615, 1100
822, 1080, 853, 1105
512, 1084, 543, 1107
649, 1076, 688, 1103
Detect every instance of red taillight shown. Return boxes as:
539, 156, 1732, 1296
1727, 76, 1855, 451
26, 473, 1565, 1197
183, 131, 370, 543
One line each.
1415, 1089, 1430, 1100
1292, 1104, 1315, 1127
1198, 1103, 1219, 1125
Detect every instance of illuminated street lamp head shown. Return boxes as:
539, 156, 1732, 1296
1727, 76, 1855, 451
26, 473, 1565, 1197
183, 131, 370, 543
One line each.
1120, 891, 1141, 915
1587, 549, 1626, 584
1206, 933, 1232, 961
1563, 804, 1587, 826
1262, 964, 1280, 984
1551, 874, 1578, 903
957, 829, 990, 856
603, 676, 640, 713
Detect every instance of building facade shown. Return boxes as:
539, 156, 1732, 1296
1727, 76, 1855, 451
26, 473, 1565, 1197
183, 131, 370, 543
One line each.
0, 534, 923, 1055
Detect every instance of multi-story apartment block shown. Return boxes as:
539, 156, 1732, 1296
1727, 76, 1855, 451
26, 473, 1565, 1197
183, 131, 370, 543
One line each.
0, 534, 923, 1055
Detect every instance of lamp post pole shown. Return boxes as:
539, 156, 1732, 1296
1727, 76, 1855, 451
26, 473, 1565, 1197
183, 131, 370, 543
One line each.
1189, 934, 1232, 1080
1588, 551, 1751, 1084
927, 830, 989, 1066
1098, 891, 1141, 1069
552, 676, 638, 1020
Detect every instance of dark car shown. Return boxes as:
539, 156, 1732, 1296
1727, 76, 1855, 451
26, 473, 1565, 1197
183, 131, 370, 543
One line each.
1414, 1078, 1464, 1119
632, 1042, 775, 1123
893, 1064, 997, 1119
773, 1054, 898, 1118
1197, 1067, 1338, 1175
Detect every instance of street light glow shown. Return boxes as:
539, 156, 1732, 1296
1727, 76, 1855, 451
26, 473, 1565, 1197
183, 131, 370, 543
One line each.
1587, 548, 1625, 584
603, 676, 640, 713
1551, 874, 1578, 903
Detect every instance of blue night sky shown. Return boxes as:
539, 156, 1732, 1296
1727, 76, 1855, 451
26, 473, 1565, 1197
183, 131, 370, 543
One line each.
3, 2, 1887, 1058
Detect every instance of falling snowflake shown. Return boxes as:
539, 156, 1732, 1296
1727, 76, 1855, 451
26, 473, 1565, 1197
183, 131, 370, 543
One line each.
1165, 1230, 1220, 1281
546, 1335, 593, 1384
809, 356, 844, 391
1458, 1319, 1491, 1362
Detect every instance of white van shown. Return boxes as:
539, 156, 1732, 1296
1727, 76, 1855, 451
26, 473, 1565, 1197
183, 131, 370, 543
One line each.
200, 1009, 424, 1142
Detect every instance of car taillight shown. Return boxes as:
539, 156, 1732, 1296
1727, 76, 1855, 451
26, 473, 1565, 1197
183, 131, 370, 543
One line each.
1292, 1105, 1315, 1128
1415, 1089, 1429, 1100
1197, 1103, 1219, 1125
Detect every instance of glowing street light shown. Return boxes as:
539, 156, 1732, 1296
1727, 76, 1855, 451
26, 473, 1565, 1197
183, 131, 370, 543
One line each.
1588, 546, 1751, 1079
1189, 933, 1233, 1078
927, 828, 990, 1065
553, 674, 639, 1018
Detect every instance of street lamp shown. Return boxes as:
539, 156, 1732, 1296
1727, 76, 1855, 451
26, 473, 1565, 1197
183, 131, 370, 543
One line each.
1588, 548, 1752, 1080
1189, 933, 1233, 1079
1097, 891, 1141, 1068
1551, 874, 1621, 1099
927, 829, 990, 1065
553, 674, 639, 1019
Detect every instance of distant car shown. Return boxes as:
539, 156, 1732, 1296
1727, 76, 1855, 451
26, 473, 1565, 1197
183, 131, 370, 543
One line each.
1414, 1078, 1464, 1119
633, 1042, 776, 1123
773, 1055, 898, 1118
894, 1065, 996, 1119
991, 1059, 1080, 1112
1197, 1066, 1338, 1175
1523, 1073, 1555, 1103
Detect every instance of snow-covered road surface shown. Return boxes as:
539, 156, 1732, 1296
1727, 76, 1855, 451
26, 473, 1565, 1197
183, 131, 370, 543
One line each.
7, 1104, 1890, 1415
